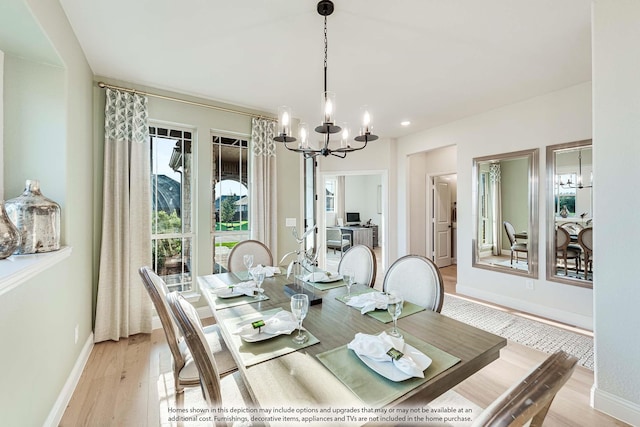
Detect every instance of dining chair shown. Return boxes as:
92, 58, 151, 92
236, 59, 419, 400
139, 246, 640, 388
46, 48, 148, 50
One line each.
555, 227, 581, 276
138, 266, 237, 393
578, 227, 593, 280
382, 255, 444, 312
503, 221, 528, 265
166, 291, 255, 412
470, 350, 578, 427
227, 239, 273, 272
338, 244, 377, 288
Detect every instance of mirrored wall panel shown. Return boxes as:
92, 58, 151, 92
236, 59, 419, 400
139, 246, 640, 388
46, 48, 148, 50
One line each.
472, 149, 539, 278
546, 140, 593, 287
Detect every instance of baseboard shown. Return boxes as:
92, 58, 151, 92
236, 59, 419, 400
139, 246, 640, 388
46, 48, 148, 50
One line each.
152, 304, 213, 330
591, 386, 640, 426
456, 284, 593, 331
44, 332, 94, 427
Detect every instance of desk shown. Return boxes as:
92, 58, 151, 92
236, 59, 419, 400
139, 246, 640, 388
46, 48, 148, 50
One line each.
198, 273, 506, 411
336, 226, 374, 248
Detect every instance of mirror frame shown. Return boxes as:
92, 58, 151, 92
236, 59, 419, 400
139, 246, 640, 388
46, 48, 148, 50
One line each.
472, 148, 539, 278
546, 139, 593, 288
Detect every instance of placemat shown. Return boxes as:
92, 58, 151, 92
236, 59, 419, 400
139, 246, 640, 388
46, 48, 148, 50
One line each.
297, 275, 346, 291
222, 308, 320, 367
336, 292, 426, 323
200, 274, 270, 309
316, 330, 461, 407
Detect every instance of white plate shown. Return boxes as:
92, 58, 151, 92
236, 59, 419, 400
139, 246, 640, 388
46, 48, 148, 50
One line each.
217, 290, 247, 299
239, 330, 279, 342
306, 271, 343, 283
355, 344, 432, 382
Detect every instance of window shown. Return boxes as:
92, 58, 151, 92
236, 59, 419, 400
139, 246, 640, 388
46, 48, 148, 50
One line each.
212, 134, 250, 273
149, 125, 194, 292
325, 179, 336, 212
556, 173, 577, 216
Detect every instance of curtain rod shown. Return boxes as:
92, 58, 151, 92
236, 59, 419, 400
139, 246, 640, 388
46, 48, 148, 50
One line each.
97, 81, 275, 120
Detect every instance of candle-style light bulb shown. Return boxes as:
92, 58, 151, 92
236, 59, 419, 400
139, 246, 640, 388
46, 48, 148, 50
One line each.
277, 105, 293, 137
341, 124, 350, 148
360, 106, 372, 136
325, 99, 333, 122
299, 123, 308, 149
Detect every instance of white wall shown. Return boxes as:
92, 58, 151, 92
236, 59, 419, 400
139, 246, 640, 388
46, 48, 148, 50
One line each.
344, 175, 381, 227
396, 82, 594, 330
591, 1, 640, 424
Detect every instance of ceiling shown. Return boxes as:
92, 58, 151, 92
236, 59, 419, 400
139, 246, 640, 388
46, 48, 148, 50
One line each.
58, 0, 592, 139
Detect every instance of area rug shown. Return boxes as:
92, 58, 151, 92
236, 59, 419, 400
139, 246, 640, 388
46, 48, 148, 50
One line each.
441, 294, 594, 370
494, 259, 528, 271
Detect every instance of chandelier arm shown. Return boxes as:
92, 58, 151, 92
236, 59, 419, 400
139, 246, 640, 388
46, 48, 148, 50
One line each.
330, 151, 348, 159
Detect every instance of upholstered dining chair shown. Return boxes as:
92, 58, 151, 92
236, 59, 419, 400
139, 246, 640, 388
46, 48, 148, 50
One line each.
382, 255, 444, 312
578, 227, 593, 280
338, 244, 377, 288
227, 239, 273, 273
470, 350, 578, 427
138, 266, 237, 394
555, 227, 581, 276
166, 291, 255, 411
503, 221, 528, 265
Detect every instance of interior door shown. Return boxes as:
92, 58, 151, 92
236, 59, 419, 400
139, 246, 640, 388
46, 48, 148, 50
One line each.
433, 176, 452, 267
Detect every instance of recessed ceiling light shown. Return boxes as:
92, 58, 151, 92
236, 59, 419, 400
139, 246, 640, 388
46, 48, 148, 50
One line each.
401, 121, 411, 126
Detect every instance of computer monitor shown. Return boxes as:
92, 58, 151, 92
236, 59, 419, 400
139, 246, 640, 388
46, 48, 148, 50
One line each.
346, 212, 361, 226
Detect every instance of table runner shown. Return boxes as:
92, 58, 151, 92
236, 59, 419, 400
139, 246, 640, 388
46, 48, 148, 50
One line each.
336, 290, 426, 323
222, 308, 320, 367
316, 329, 461, 407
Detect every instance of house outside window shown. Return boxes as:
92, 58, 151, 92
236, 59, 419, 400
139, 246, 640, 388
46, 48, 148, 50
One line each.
212, 134, 250, 273
149, 124, 194, 292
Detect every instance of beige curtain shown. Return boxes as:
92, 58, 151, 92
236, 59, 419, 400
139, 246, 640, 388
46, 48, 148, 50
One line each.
94, 88, 152, 343
489, 163, 503, 256
250, 118, 278, 252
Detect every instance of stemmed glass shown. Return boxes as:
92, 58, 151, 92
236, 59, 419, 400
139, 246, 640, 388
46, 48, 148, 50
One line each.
290, 294, 309, 344
243, 254, 254, 278
254, 271, 267, 300
386, 292, 404, 338
342, 269, 355, 300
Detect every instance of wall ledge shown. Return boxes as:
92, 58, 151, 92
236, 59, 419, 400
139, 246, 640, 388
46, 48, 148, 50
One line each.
0, 246, 72, 296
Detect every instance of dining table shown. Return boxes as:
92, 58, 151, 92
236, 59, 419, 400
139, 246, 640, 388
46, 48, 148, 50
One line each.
197, 269, 506, 425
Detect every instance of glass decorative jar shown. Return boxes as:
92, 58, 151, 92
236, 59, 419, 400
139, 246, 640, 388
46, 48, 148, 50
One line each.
0, 201, 20, 259
5, 180, 61, 254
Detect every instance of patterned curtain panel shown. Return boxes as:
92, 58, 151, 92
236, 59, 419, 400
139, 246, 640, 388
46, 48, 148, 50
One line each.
489, 163, 503, 256
250, 118, 278, 253
94, 88, 152, 342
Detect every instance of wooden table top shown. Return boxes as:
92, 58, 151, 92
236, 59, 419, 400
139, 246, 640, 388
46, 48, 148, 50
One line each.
198, 272, 506, 412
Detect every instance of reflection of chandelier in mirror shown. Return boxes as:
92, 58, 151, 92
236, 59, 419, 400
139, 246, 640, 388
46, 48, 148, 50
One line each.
273, 0, 378, 158
558, 149, 593, 189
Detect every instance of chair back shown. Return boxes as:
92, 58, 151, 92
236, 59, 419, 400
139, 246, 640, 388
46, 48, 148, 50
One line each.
471, 350, 578, 427
561, 222, 583, 236
503, 221, 517, 246
383, 255, 444, 312
338, 244, 377, 288
556, 227, 571, 250
167, 291, 223, 407
138, 266, 185, 371
578, 227, 593, 253
227, 239, 273, 272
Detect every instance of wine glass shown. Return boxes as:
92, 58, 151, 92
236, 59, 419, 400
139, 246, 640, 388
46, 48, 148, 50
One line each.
386, 292, 404, 338
254, 271, 266, 300
342, 269, 355, 300
290, 294, 309, 344
243, 254, 254, 278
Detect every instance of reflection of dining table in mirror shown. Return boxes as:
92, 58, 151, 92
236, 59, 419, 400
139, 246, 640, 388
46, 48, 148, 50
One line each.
198, 271, 506, 410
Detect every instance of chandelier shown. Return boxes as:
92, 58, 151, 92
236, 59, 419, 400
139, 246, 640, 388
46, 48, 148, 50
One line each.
558, 149, 593, 189
273, 0, 378, 158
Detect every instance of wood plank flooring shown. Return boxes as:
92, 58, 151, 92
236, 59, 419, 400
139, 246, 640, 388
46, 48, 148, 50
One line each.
60, 263, 627, 426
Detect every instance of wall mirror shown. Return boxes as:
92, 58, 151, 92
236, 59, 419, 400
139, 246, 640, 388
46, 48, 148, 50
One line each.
546, 140, 593, 287
472, 149, 539, 278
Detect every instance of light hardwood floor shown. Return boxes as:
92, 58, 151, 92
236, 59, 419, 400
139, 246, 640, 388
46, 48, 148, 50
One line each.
60, 262, 627, 426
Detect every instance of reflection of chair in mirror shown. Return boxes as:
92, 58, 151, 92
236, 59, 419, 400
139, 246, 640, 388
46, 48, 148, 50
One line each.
227, 239, 273, 272
556, 227, 581, 276
503, 221, 528, 265
560, 222, 584, 242
326, 227, 351, 256
383, 255, 444, 312
578, 227, 593, 280
470, 350, 578, 427
338, 244, 377, 288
